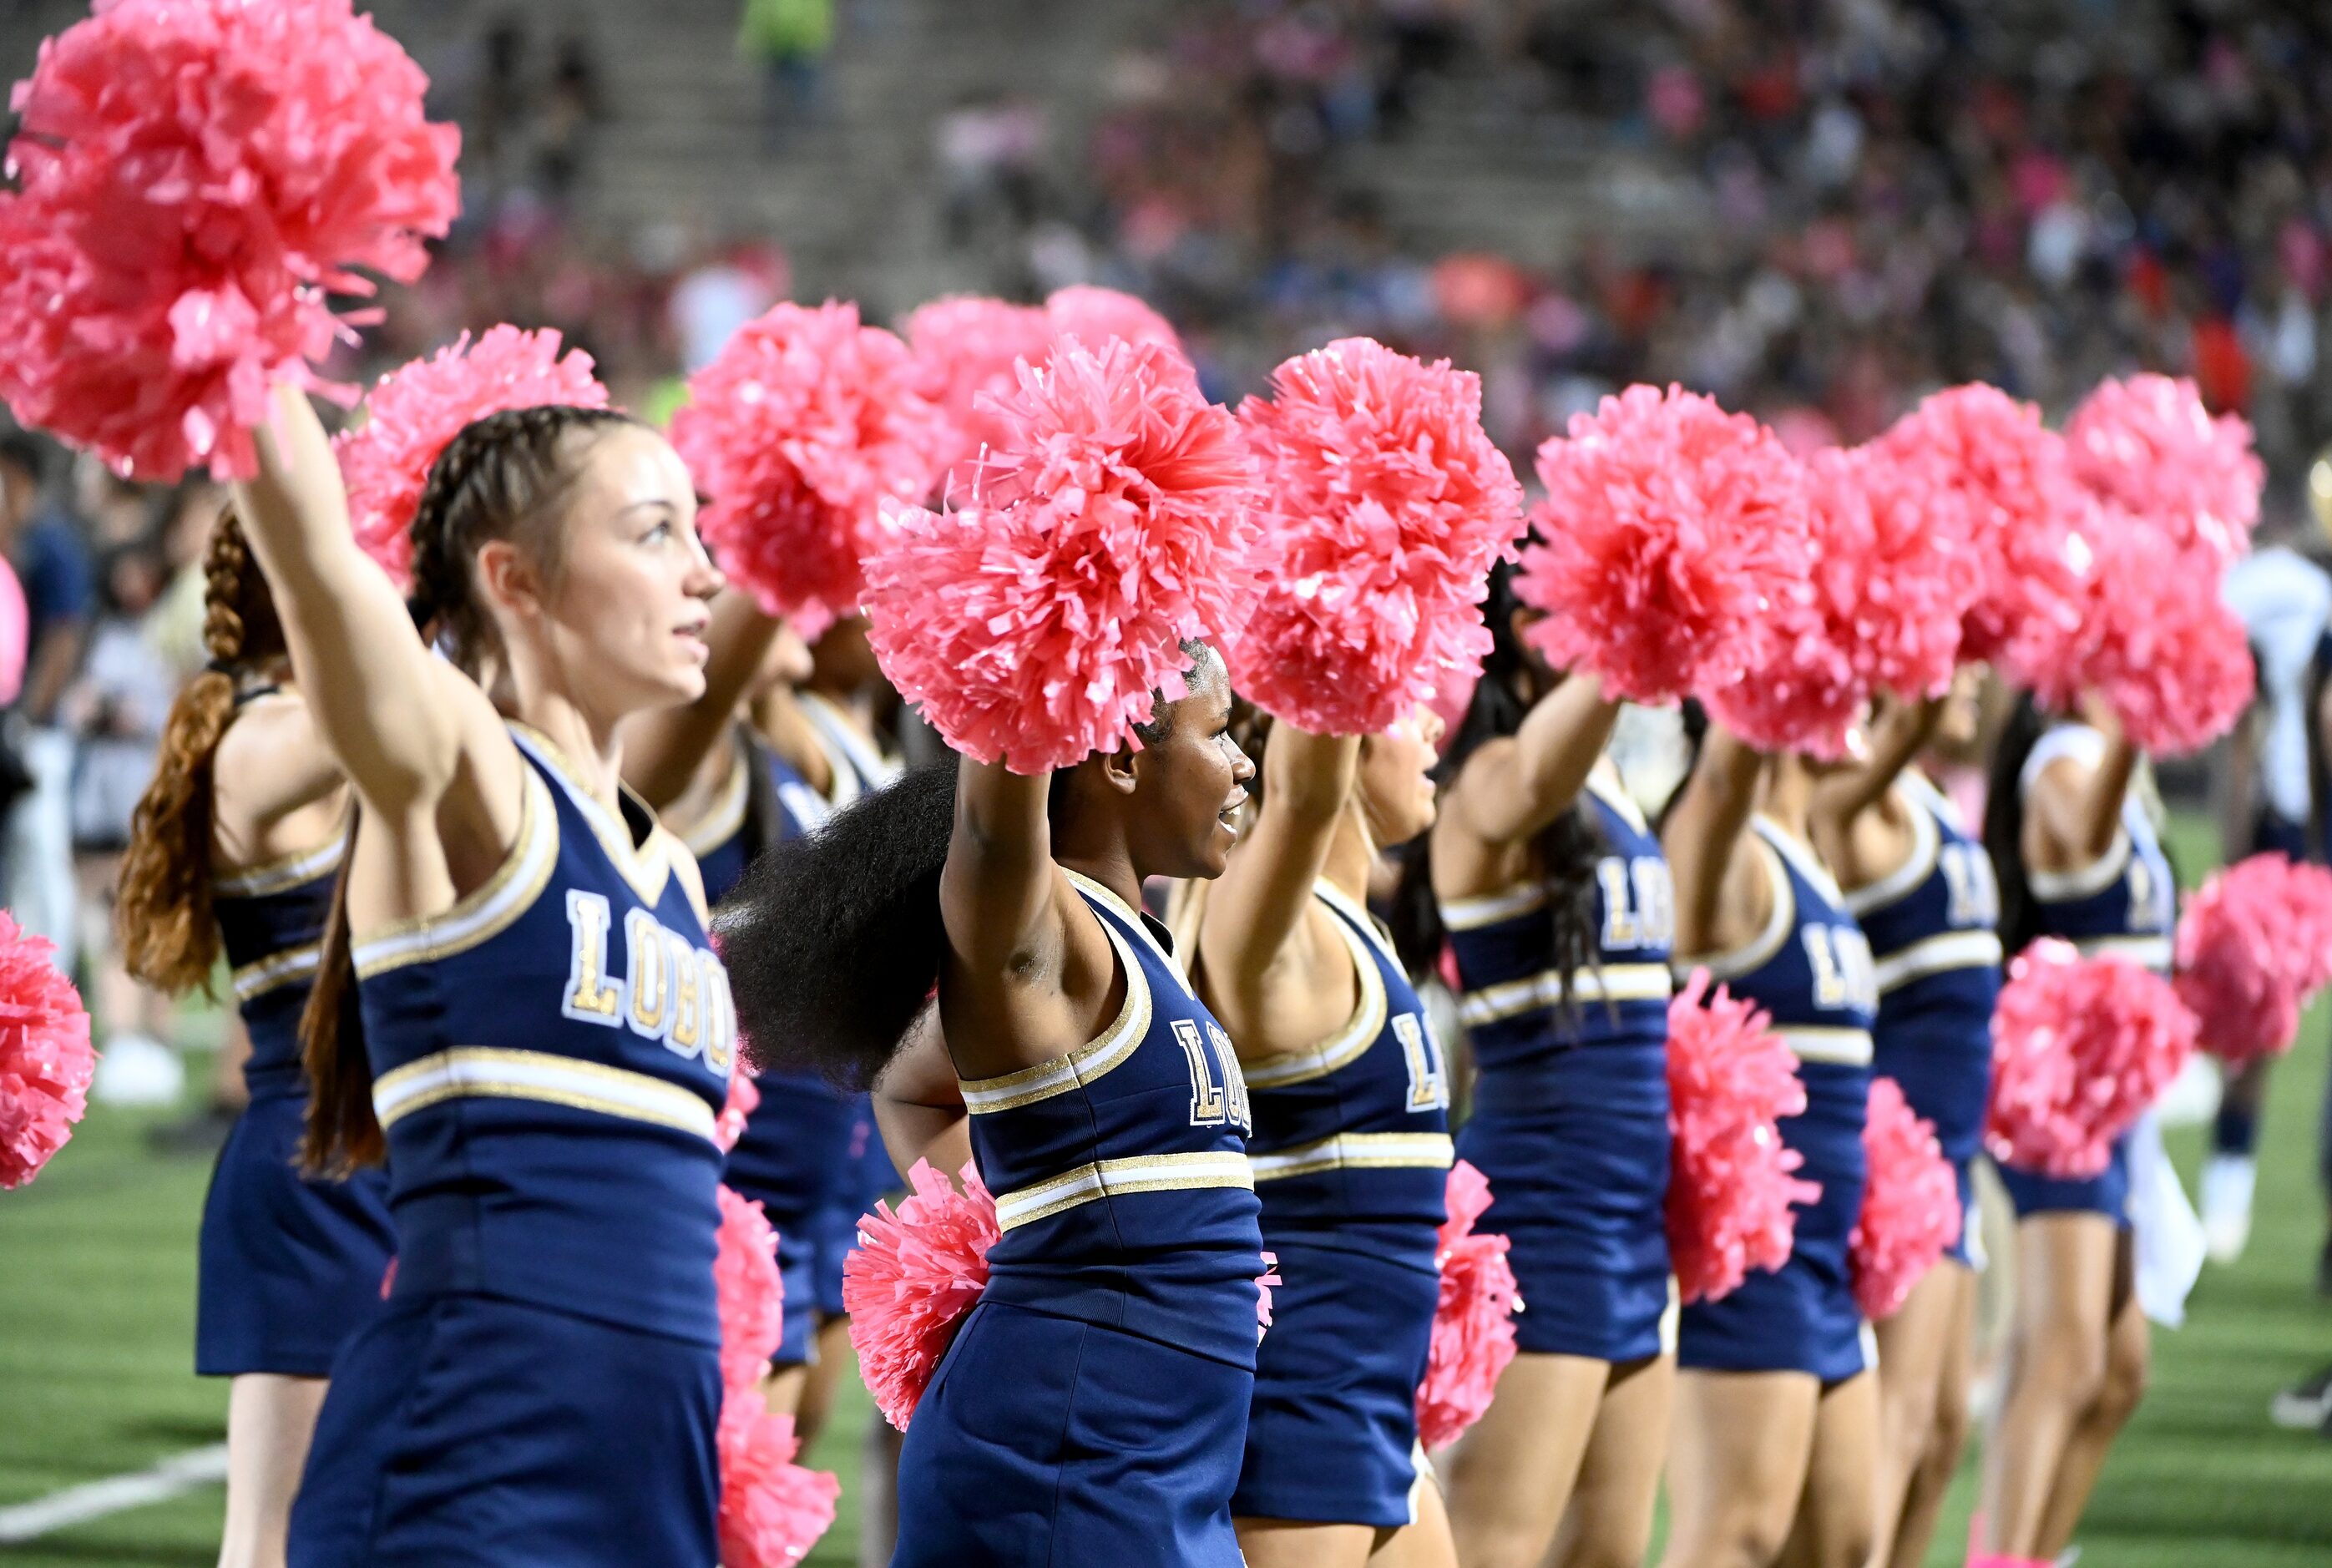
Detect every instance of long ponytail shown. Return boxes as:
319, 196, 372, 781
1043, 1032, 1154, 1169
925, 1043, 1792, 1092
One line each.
1982, 691, 2051, 959
115, 511, 284, 996
299, 402, 640, 1174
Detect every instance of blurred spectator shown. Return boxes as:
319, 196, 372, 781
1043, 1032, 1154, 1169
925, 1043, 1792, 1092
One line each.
669, 238, 789, 373
537, 32, 606, 205
1, 431, 92, 971
740, 0, 836, 148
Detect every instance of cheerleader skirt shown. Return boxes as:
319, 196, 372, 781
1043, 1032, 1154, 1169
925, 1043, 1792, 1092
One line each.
1995, 1131, 2132, 1226
195, 1090, 396, 1378
1679, 1060, 1869, 1383
287, 1292, 720, 1568
1458, 1040, 1673, 1363
726, 1071, 887, 1363
1871, 1019, 1991, 1267
893, 1299, 1252, 1566
1232, 1236, 1439, 1528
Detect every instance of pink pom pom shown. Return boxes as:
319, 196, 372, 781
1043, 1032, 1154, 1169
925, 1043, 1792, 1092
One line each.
0, 911, 94, 1188
863, 336, 1264, 772
716, 1397, 838, 1568
0, 0, 459, 480
1850, 1076, 1962, 1321
1044, 286, 1185, 360
1985, 939, 2198, 1180
0, 559, 26, 709
843, 1159, 1001, 1430
670, 301, 951, 638
1873, 386, 2088, 680
1257, 1251, 1282, 1342
2176, 855, 2332, 1065
715, 1071, 763, 1155
2066, 375, 2261, 570
333, 327, 610, 587
1515, 385, 1812, 707
715, 1185, 787, 1394
1221, 338, 1524, 735
2026, 505, 2255, 756
903, 296, 1056, 491
1414, 1159, 1522, 1451
1666, 969, 1820, 1304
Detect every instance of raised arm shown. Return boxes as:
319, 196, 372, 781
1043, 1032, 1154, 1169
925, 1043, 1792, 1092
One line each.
939, 757, 1062, 979
1442, 674, 1621, 847
2027, 706, 2138, 869
230, 385, 497, 817
1663, 722, 1768, 958
1194, 725, 1358, 1016
1810, 695, 1945, 834
624, 589, 784, 809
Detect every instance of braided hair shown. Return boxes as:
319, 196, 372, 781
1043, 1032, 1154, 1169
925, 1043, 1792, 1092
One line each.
301, 402, 642, 1173
115, 508, 288, 996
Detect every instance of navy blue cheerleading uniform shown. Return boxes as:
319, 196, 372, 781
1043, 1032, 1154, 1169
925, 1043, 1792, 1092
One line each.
196, 827, 396, 1378
1446, 771, 1677, 1363
1844, 772, 2003, 1268
1677, 818, 1877, 1383
1232, 880, 1451, 1529
1994, 725, 2176, 1225
893, 870, 1265, 1567
689, 717, 893, 1366
288, 726, 737, 1568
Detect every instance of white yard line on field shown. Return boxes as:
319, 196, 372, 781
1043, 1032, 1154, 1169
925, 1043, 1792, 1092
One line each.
0, 1444, 228, 1542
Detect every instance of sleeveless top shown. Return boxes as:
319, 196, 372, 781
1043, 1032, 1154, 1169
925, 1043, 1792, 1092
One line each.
682, 728, 827, 908
964, 871, 1266, 1368
1242, 881, 1452, 1257
1694, 818, 1879, 1067
1443, 771, 1675, 1076
1843, 771, 2004, 1039
356, 726, 736, 1344
2019, 725, 2175, 974
217, 835, 342, 1099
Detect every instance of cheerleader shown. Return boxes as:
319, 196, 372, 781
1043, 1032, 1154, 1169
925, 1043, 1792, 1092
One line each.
1974, 695, 2164, 1565
716, 642, 1265, 1565
228, 385, 736, 1565
1805, 679, 2001, 1568
1661, 716, 1879, 1568
113, 511, 391, 1568
1176, 708, 1454, 1568
1422, 587, 1676, 1568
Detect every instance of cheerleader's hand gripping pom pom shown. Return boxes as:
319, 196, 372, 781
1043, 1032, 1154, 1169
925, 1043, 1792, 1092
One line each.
1872, 385, 2087, 680
334, 326, 610, 588
714, 1186, 837, 1564
2066, 374, 2261, 569
843, 1159, 1002, 1431
1665, 969, 1819, 1305
1414, 1159, 1522, 1451
0, 0, 460, 480
1222, 338, 1525, 735
903, 296, 1056, 492
2175, 854, 2332, 1065
1515, 385, 1811, 707
0, 911, 94, 1189
669, 301, 951, 640
863, 336, 1264, 773
1985, 939, 2198, 1180
1850, 1076, 1962, 1321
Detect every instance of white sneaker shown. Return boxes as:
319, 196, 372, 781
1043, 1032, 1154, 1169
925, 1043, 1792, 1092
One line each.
2154, 1052, 2222, 1127
2200, 1154, 2257, 1264
90, 1034, 185, 1108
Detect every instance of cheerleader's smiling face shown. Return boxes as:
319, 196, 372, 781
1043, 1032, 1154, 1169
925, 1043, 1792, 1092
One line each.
1121, 646, 1253, 881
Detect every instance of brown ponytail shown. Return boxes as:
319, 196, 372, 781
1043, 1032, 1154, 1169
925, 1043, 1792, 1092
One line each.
297, 401, 641, 1173
115, 511, 286, 996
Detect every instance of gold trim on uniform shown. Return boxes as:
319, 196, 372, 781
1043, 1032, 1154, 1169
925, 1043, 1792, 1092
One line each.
2072, 933, 2173, 972
510, 723, 673, 907
352, 769, 558, 978
1872, 929, 2004, 994
679, 746, 751, 860
1242, 893, 1387, 1090
372, 1046, 718, 1140
1840, 789, 1940, 918
214, 836, 347, 900
1775, 1026, 1875, 1066
231, 943, 322, 1002
2029, 832, 2133, 903
1680, 836, 1795, 983
1459, 961, 1673, 1027
1061, 867, 1191, 988
992, 1150, 1256, 1232
1439, 881, 1552, 933
960, 915, 1153, 1113
1248, 1130, 1455, 1181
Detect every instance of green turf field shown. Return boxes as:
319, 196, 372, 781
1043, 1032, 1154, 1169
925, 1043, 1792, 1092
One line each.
4, 828, 2331, 1563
